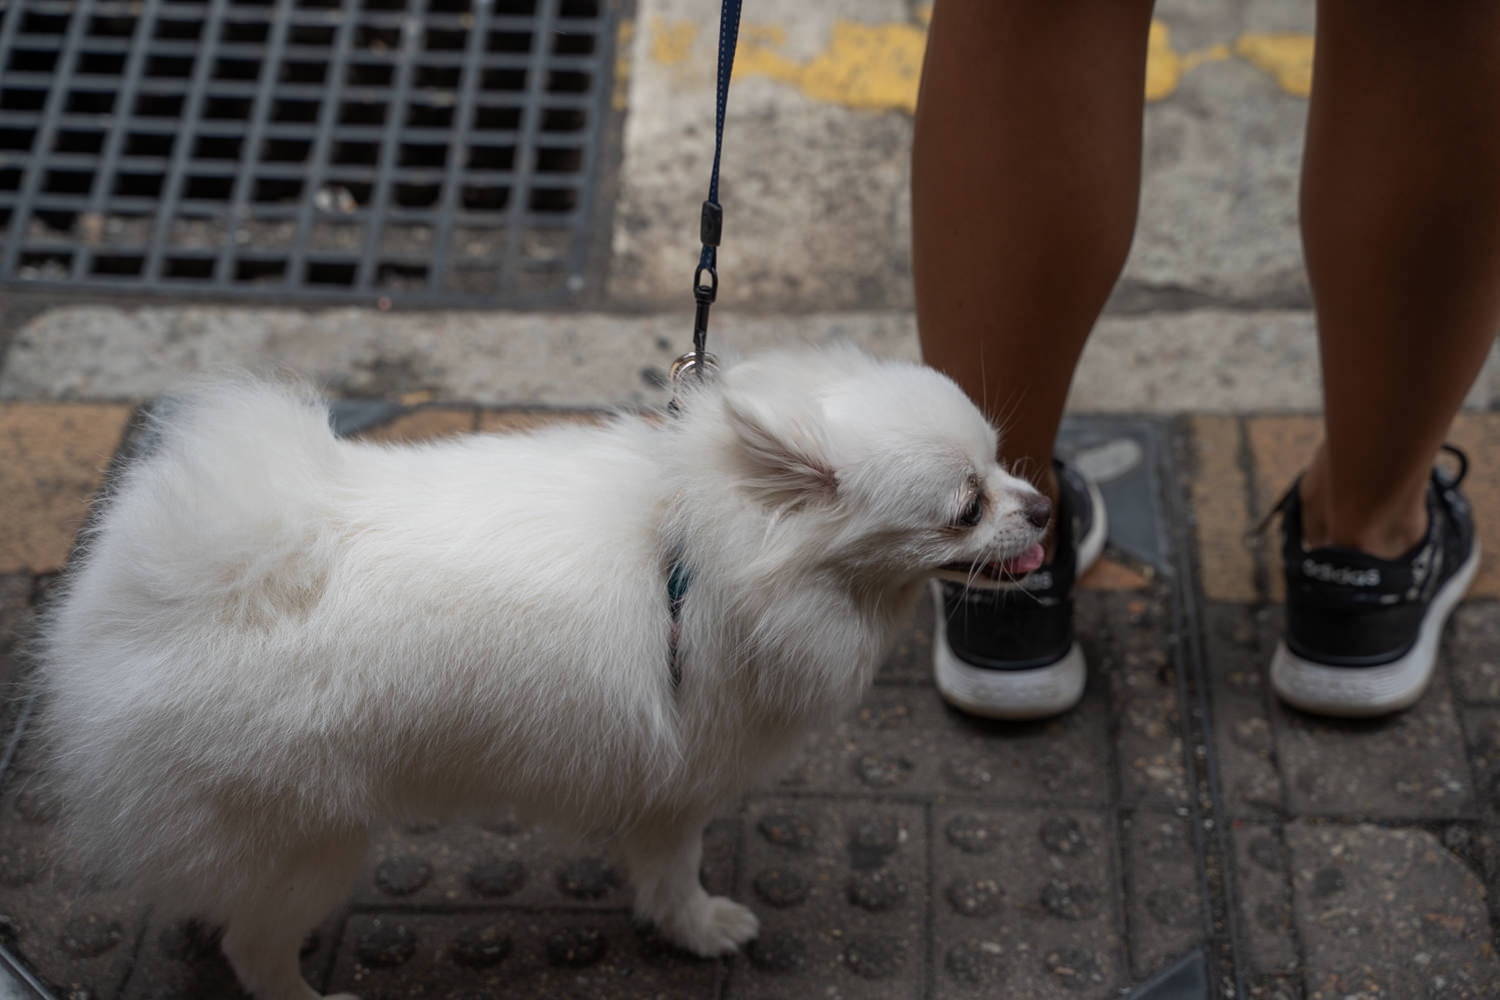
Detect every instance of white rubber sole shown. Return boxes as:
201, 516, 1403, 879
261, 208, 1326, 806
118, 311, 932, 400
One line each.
1270, 541, 1481, 718
931, 475, 1107, 720
933, 634, 1086, 720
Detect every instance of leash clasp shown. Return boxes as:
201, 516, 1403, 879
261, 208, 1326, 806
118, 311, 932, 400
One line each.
692, 262, 718, 350
673, 263, 719, 393
670, 349, 720, 387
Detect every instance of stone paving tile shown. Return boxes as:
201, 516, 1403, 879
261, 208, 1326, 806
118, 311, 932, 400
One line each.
1122, 810, 1204, 981
1228, 822, 1299, 979
1254, 606, 1475, 820
1077, 556, 1154, 591
1464, 824, 1500, 951
352, 407, 478, 444
0, 883, 144, 1000
780, 671, 1113, 806
1204, 604, 1285, 818
1243, 974, 1304, 1000
731, 798, 924, 999
873, 590, 935, 684
1273, 695, 1474, 820
1286, 821, 1500, 999
930, 805, 1124, 1000
1190, 416, 1257, 603
0, 732, 143, 999
1449, 413, 1500, 599
1244, 416, 1319, 604
0, 403, 132, 574
1448, 603, 1500, 706
1273, 690, 1474, 821
1091, 589, 1192, 810
354, 815, 738, 912
122, 914, 340, 1000
325, 910, 721, 1000
1460, 707, 1500, 823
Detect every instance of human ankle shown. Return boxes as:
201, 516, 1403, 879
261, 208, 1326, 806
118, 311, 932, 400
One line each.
1297, 475, 1428, 560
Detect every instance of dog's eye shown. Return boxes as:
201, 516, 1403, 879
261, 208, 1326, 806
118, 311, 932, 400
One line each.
957, 492, 984, 527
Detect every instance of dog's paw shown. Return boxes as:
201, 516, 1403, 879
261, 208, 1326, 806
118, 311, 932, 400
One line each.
669, 895, 760, 957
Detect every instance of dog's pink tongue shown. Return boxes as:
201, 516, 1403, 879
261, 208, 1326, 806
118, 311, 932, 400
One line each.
998, 543, 1046, 577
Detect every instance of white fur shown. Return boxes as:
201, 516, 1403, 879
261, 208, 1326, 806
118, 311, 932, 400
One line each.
35, 346, 1044, 1000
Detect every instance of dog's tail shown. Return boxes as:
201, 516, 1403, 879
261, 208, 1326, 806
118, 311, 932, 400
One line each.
31, 373, 343, 896
72, 373, 345, 626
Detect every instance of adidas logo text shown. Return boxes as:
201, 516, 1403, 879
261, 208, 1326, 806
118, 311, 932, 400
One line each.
1301, 559, 1380, 587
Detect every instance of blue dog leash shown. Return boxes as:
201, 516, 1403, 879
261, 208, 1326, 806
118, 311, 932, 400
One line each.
669, 0, 742, 388
666, 0, 742, 686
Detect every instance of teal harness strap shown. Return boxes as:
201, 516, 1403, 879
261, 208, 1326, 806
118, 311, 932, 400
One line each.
667, 558, 692, 688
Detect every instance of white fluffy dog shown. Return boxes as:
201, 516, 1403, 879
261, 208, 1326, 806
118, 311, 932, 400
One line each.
36, 346, 1048, 1000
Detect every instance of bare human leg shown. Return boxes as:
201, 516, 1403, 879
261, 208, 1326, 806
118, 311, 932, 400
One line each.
1298, 0, 1500, 557
912, 0, 1156, 509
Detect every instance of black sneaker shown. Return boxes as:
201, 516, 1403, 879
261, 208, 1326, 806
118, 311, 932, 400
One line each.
1269, 444, 1480, 717
932, 458, 1107, 719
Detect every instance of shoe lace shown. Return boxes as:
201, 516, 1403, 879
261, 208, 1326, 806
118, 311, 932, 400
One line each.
1252, 478, 1299, 539
1436, 442, 1470, 489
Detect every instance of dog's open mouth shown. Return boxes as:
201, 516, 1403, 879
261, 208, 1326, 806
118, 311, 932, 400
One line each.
939, 542, 1046, 584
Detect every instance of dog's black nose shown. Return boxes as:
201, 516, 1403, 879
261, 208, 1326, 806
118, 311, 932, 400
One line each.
1022, 494, 1053, 529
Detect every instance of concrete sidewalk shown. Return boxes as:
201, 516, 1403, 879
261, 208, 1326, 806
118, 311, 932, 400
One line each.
2, 400, 1499, 1000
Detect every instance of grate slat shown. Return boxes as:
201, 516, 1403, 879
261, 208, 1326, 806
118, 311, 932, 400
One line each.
354, 0, 432, 292
1, 0, 93, 277
283, 0, 360, 291
0, 0, 611, 304
499, 0, 557, 296
426, 0, 493, 292
214, 0, 304, 285
141, 0, 231, 283
71, 0, 163, 281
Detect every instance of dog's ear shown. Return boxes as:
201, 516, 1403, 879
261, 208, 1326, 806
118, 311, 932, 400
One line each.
723, 392, 838, 509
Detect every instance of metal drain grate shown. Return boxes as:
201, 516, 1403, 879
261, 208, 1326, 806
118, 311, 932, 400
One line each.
0, 0, 615, 304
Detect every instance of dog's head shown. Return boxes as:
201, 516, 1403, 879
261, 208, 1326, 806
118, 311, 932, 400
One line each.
704, 347, 1049, 584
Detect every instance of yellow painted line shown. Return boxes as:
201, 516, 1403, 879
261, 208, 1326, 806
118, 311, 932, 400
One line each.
1147, 23, 1232, 101
650, 15, 697, 67
641, 17, 1313, 112
612, 18, 634, 111
1183, 42, 1232, 73
735, 19, 927, 113
1145, 20, 1181, 101
1235, 33, 1315, 97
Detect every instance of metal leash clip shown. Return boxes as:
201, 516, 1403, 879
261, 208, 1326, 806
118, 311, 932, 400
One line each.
669, 349, 720, 387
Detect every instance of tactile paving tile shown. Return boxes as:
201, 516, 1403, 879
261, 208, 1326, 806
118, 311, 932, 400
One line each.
0, 728, 146, 999
932, 805, 1125, 999
730, 798, 926, 1000
776, 680, 1114, 807
324, 909, 721, 999
352, 813, 739, 911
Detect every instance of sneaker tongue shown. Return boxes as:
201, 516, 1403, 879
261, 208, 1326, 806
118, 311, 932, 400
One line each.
996, 542, 1046, 577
